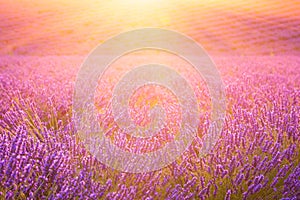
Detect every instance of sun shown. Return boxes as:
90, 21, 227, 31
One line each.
104, 0, 171, 28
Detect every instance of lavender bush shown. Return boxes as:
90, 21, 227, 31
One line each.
0, 56, 299, 199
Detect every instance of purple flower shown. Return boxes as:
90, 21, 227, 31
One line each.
253, 183, 262, 193
235, 173, 244, 186
224, 189, 231, 200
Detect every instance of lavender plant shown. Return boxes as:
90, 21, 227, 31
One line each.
0, 56, 299, 199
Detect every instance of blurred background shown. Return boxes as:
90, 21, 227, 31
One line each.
0, 0, 299, 56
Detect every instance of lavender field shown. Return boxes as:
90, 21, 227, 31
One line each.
0, 55, 299, 199
1, 0, 300, 199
